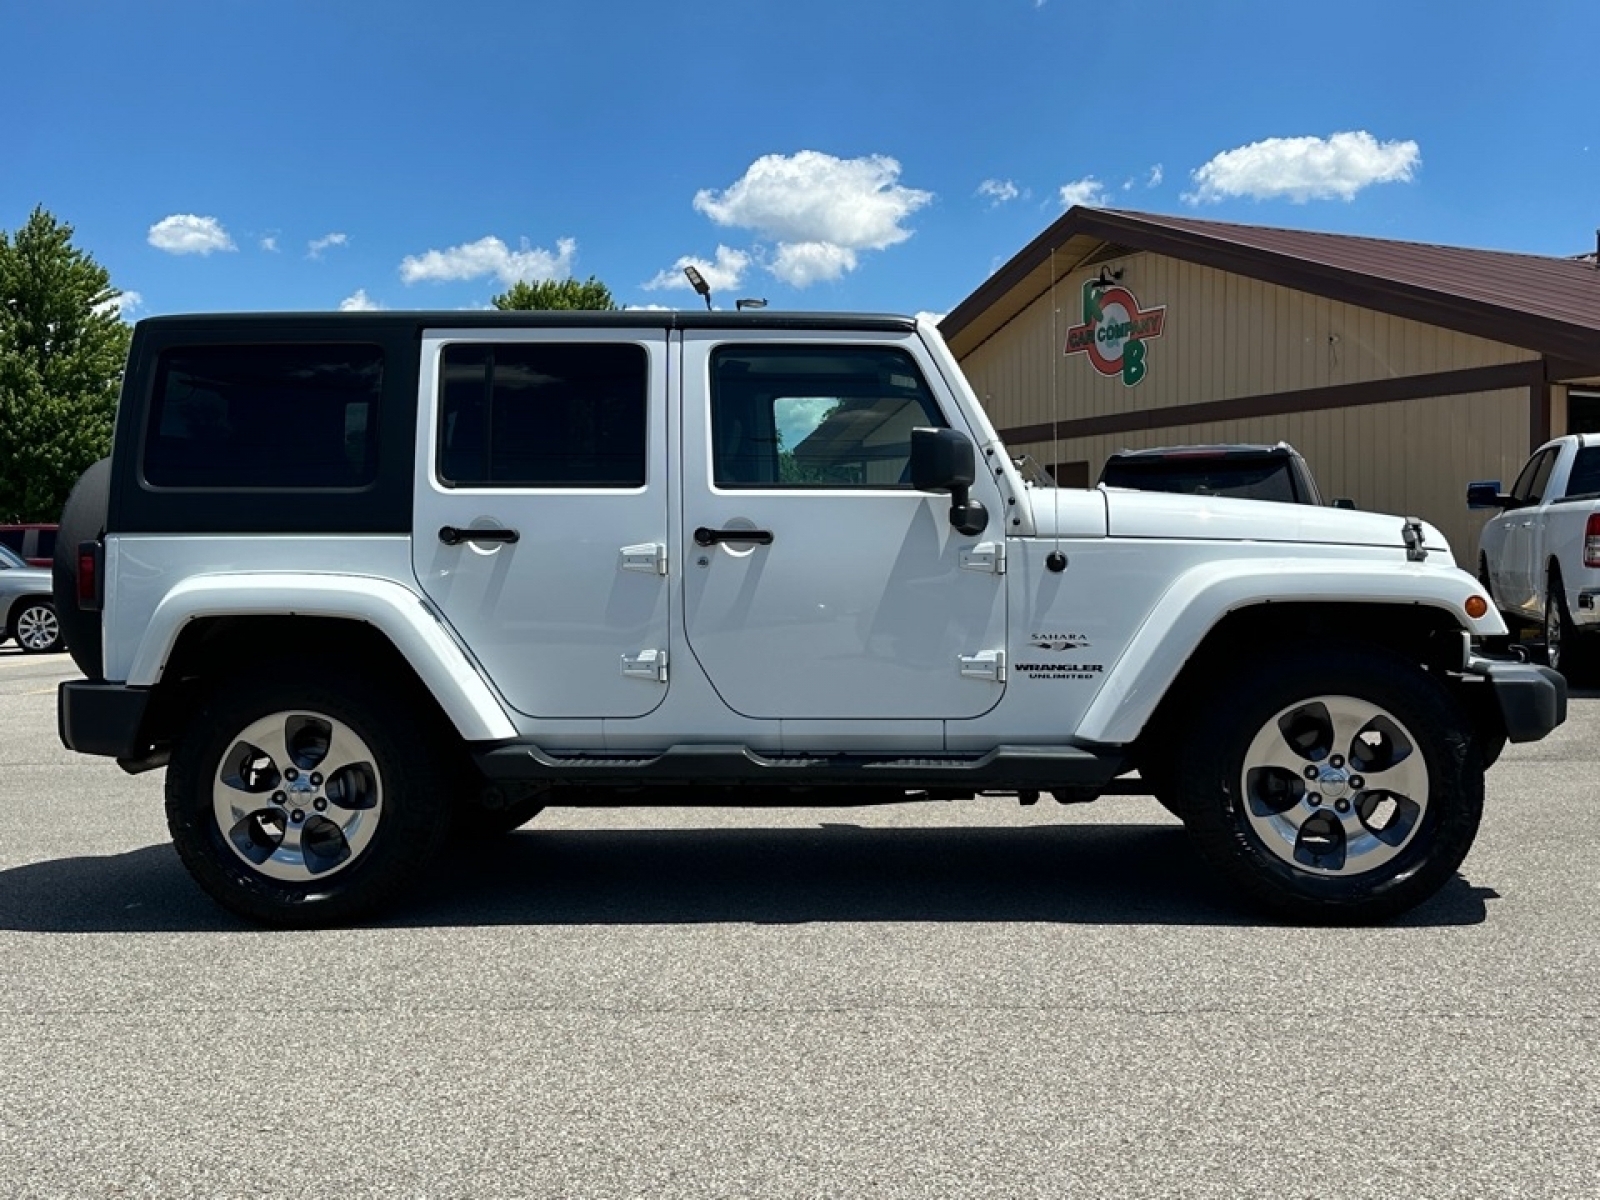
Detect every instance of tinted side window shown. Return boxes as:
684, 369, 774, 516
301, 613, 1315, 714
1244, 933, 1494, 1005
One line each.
438, 343, 647, 488
1509, 449, 1551, 503
144, 344, 382, 489
1527, 449, 1558, 504
0, 530, 22, 553
709, 345, 945, 488
1564, 447, 1600, 498
34, 530, 56, 558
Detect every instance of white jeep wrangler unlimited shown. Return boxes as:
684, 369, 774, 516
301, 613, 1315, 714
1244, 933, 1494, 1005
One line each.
54, 311, 1564, 927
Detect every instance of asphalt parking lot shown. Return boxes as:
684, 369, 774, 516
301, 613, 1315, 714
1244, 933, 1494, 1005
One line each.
1, 648, 1596, 1199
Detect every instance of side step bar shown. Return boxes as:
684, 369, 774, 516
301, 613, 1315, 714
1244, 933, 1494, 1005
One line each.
472, 742, 1126, 793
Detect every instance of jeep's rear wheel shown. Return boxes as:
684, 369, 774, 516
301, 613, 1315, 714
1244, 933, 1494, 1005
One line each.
1176, 645, 1483, 924
10, 599, 63, 653
166, 676, 450, 927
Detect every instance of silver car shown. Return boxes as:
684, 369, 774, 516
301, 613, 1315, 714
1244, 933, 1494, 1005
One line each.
0, 542, 63, 653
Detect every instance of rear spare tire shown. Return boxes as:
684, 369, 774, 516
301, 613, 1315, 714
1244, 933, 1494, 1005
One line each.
53, 457, 111, 679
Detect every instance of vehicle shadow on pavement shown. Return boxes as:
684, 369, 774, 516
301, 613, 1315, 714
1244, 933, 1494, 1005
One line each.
0, 822, 1495, 933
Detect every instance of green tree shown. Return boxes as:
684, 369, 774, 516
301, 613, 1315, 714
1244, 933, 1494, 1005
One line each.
0, 206, 132, 520
491, 276, 618, 311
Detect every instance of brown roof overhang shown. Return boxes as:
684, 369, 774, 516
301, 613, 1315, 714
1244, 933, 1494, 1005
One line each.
941, 208, 1600, 374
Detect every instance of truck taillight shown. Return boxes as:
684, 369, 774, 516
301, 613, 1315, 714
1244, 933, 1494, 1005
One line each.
76, 541, 102, 612
1587, 515, 1600, 569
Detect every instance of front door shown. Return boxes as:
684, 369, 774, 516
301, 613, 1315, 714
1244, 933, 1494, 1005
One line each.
413, 330, 671, 719
1501, 447, 1557, 615
679, 331, 1007, 722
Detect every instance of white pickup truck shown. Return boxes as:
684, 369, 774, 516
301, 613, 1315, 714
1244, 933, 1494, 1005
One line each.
1471, 432, 1600, 676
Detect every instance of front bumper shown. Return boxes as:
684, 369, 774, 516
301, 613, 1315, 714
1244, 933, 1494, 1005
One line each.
1465, 655, 1567, 743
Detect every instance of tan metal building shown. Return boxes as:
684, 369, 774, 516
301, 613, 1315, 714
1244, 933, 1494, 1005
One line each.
940, 208, 1600, 563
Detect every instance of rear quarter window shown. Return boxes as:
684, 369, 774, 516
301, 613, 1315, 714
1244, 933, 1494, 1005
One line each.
1564, 446, 1600, 498
143, 344, 383, 489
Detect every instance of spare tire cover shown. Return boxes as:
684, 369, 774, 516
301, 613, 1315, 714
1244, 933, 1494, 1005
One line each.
53, 457, 111, 680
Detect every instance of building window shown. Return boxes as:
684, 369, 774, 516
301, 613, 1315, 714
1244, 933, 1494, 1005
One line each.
1569, 392, 1600, 435
1048, 461, 1090, 488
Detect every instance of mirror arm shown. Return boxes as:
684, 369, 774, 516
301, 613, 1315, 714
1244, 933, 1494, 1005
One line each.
947, 483, 989, 536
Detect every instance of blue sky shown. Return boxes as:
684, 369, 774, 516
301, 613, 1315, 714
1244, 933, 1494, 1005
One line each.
6, 0, 1598, 322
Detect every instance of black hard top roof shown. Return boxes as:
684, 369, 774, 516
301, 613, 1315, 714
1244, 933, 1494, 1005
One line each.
132, 310, 918, 335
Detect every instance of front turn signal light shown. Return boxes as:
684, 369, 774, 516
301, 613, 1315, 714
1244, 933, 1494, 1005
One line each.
1465, 594, 1489, 620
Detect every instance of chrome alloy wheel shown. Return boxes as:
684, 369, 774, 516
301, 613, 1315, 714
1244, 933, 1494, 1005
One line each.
15, 603, 60, 651
1239, 695, 1429, 877
213, 711, 383, 882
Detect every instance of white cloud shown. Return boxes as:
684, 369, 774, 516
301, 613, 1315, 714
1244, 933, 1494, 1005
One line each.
1059, 177, 1109, 208
308, 232, 348, 259
148, 214, 236, 255
692, 151, 932, 287
260, 235, 279, 253
978, 179, 1019, 207
1184, 131, 1420, 204
770, 241, 858, 287
400, 235, 577, 286
915, 310, 947, 326
1148, 164, 1164, 187
338, 288, 384, 311
94, 290, 143, 320
642, 245, 751, 292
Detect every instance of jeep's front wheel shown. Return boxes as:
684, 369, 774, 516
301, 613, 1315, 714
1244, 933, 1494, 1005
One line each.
166, 677, 451, 927
1176, 646, 1483, 924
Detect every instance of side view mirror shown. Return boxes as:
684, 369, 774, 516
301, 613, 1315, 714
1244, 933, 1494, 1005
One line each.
1466, 480, 1515, 510
910, 427, 988, 536
1331, 497, 1356, 510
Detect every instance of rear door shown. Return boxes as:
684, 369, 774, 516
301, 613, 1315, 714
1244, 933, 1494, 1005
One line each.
413, 329, 671, 719
679, 330, 1008, 722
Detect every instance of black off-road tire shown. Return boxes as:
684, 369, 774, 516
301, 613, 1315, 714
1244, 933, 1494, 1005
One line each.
1175, 644, 1484, 925
53, 457, 111, 679
166, 673, 453, 927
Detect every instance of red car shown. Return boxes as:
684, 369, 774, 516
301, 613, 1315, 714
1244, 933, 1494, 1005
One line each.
0, 523, 59, 567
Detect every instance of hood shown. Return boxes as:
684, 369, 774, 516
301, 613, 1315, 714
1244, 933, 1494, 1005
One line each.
1089, 488, 1454, 563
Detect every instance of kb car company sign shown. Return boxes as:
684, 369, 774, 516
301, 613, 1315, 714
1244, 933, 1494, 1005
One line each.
1064, 277, 1167, 386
